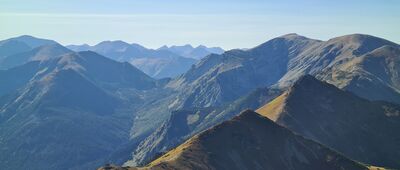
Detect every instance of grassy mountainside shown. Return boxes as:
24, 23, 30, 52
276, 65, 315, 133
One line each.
257, 75, 400, 169
112, 110, 367, 170
0, 51, 164, 169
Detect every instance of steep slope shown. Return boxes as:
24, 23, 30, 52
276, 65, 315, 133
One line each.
127, 87, 281, 166
0, 40, 31, 60
67, 41, 197, 78
129, 53, 196, 78
167, 34, 320, 108
166, 34, 400, 110
0, 51, 160, 170
0, 35, 57, 49
0, 35, 58, 62
57, 51, 157, 90
257, 75, 400, 169
0, 43, 72, 69
126, 34, 400, 168
0, 61, 42, 96
278, 34, 399, 87
318, 45, 400, 104
142, 110, 367, 170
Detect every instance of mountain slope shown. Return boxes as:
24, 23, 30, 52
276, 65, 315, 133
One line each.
0, 43, 72, 69
0, 35, 59, 63
166, 34, 400, 111
127, 87, 281, 166
167, 34, 321, 108
0, 40, 31, 60
126, 34, 400, 168
318, 45, 400, 104
257, 75, 400, 169
130, 54, 196, 78
0, 35, 57, 49
142, 110, 367, 170
0, 51, 160, 170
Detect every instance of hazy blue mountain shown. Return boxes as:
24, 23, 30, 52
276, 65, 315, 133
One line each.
130, 55, 196, 78
0, 43, 72, 69
257, 75, 400, 169
0, 35, 58, 61
117, 110, 367, 170
67, 41, 196, 78
0, 35, 57, 49
159, 44, 224, 59
66, 44, 91, 51
0, 51, 164, 170
0, 40, 31, 60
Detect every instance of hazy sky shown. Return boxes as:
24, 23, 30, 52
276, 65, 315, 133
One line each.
1, 0, 399, 49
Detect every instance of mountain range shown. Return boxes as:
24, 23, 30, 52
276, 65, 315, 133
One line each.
126, 33, 400, 168
158, 44, 224, 60
110, 75, 398, 170
140, 110, 368, 170
0, 49, 165, 169
0, 33, 399, 170
67, 42, 224, 78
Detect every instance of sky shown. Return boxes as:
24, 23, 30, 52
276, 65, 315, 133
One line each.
0, 0, 399, 49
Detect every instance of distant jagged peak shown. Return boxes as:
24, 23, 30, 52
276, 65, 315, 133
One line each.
96, 40, 131, 46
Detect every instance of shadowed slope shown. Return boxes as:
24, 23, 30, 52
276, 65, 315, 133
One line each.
143, 110, 366, 170
257, 75, 400, 169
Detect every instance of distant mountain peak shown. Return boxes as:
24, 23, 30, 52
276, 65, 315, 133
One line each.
157, 45, 169, 50
195, 45, 207, 49
326, 33, 398, 48
16, 35, 36, 39
0, 35, 58, 49
279, 33, 299, 37
278, 33, 312, 40
182, 44, 193, 48
97, 40, 130, 46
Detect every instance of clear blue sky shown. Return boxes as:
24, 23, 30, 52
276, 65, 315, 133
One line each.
1, 0, 399, 49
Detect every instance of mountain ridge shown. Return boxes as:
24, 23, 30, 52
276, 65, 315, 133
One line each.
257, 75, 400, 169
117, 110, 368, 170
